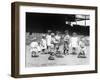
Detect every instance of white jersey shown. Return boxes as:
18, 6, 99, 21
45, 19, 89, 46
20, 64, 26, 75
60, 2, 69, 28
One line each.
78, 40, 87, 54
50, 37, 56, 47
51, 37, 56, 44
46, 34, 52, 46
79, 40, 85, 48
30, 41, 39, 52
55, 35, 61, 43
70, 37, 79, 47
41, 39, 47, 49
64, 35, 70, 42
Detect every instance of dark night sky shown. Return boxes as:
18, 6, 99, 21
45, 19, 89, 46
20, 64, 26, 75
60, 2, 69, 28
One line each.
26, 12, 89, 35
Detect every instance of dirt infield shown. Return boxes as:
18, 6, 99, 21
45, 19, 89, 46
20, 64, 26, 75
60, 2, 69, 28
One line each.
25, 45, 89, 67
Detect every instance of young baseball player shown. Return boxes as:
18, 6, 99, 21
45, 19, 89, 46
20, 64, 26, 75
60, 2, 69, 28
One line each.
51, 33, 56, 53
48, 33, 56, 60
46, 30, 52, 53
63, 30, 70, 55
69, 32, 79, 55
55, 31, 61, 53
30, 37, 39, 57
41, 34, 47, 54
78, 36, 87, 58
59, 34, 65, 54
52, 32, 63, 58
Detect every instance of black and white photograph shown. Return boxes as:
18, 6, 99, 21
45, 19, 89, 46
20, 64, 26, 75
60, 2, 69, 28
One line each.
25, 12, 90, 67
11, 2, 97, 78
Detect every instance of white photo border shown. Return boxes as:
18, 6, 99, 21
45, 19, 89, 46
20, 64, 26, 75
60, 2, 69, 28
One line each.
19, 5, 96, 75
